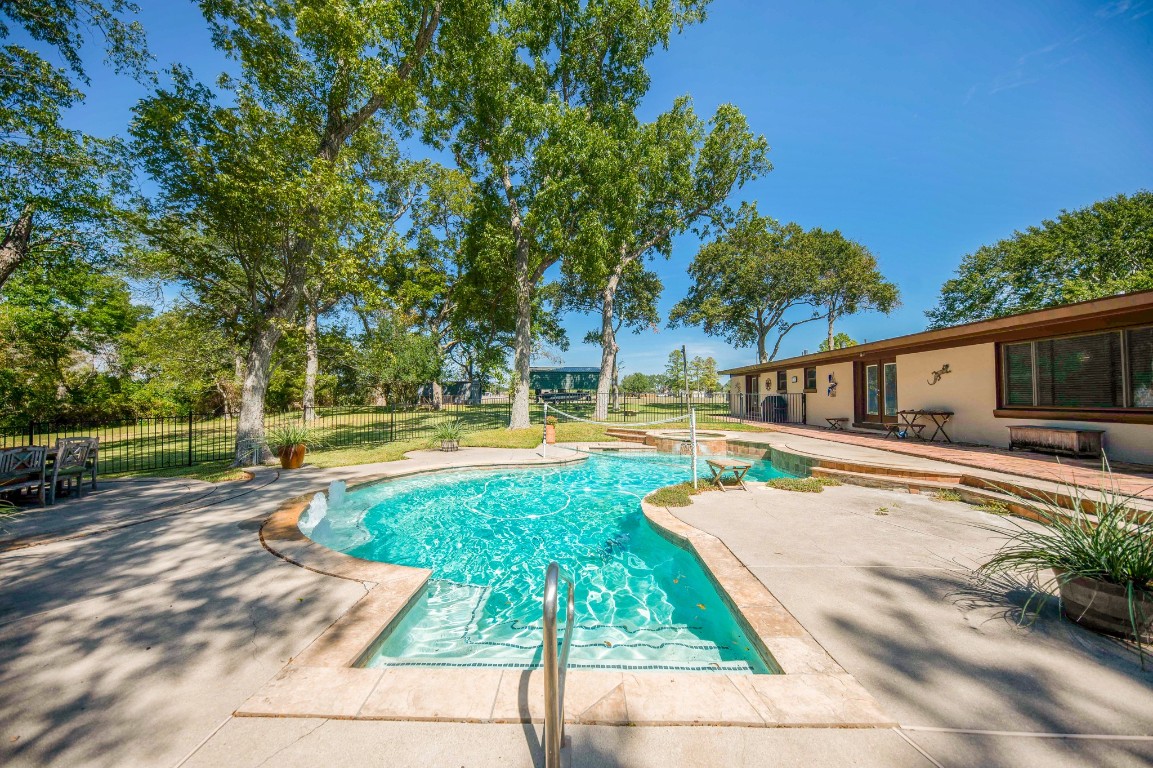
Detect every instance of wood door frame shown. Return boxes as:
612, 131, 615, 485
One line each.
744, 374, 760, 414
854, 357, 897, 425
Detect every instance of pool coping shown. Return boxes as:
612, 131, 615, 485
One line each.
242, 450, 895, 728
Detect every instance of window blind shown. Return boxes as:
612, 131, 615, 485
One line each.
1129, 327, 1153, 408
1003, 343, 1034, 406
1035, 332, 1123, 408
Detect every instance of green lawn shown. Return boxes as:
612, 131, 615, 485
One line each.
18, 396, 773, 483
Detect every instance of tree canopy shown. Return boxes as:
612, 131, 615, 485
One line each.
927, 191, 1153, 328
0, 0, 149, 291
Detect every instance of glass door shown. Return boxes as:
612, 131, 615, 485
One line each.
857, 359, 897, 425
745, 375, 760, 416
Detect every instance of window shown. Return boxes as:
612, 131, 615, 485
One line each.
865, 365, 879, 415
1001, 328, 1152, 409
883, 362, 898, 415
777, 370, 787, 392
804, 367, 817, 392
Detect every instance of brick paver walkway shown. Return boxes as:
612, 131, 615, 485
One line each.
759, 423, 1153, 500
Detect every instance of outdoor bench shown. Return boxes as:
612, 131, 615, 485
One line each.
1007, 425, 1104, 458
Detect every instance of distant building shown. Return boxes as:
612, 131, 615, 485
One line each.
530, 366, 600, 392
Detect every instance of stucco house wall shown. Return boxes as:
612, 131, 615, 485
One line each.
896, 343, 1152, 464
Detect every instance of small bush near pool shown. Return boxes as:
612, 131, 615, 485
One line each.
766, 477, 840, 493
647, 482, 697, 507
646, 481, 727, 507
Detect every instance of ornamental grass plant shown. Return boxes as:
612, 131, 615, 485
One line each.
976, 460, 1152, 663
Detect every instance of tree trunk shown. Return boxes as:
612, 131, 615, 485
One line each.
509, 256, 533, 429
594, 267, 623, 420
302, 304, 319, 421
431, 380, 443, 410
611, 355, 619, 410
826, 303, 835, 351
757, 326, 769, 363
0, 204, 34, 292
234, 323, 282, 466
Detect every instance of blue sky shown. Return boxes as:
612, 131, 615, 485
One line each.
32, 0, 1153, 376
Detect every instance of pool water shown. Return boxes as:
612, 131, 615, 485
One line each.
304, 452, 791, 673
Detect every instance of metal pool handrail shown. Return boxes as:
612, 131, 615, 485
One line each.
542, 561, 575, 768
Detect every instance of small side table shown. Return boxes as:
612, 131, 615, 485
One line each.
705, 459, 752, 492
825, 417, 849, 431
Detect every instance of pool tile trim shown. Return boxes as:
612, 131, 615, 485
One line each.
244, 449, 895, 728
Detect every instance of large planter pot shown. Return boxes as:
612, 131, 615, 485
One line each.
278, 444, 307, 470
545, 425, 557, 444
440, 439, 459, 452
1055, 569, 1153, 642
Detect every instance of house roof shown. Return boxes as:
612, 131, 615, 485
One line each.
719, 290, 1153, 376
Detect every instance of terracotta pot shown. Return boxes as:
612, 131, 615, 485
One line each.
1055, 569, 1153, 642
545, 424, 557, 444
278, 444, 307, 470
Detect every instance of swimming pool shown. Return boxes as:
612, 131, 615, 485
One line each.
303, 452, 791, 673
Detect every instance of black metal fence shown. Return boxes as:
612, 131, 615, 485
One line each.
0, 397, 513, 476
727, 392, 808, 425
0, 391, 804, 476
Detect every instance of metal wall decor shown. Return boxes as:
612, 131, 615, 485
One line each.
927, 363, 951, 386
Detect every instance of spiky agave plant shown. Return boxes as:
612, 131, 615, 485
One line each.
976, 460, 1153, 664
266, 422, 315, 452
431, 419, 464, 444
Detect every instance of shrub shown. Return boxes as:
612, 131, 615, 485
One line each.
266, 422, 314, 451
933, 489, 963, 502
431, 419, 464, 442
766, 477, 837, 493
647, 482, 696, 507
977, 462, 1152, 660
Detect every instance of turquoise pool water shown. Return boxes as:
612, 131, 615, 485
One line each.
304, 452, 790, 673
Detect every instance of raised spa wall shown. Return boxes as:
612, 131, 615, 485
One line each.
642, 434, 818, 479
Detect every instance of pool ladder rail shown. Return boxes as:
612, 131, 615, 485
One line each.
542, 562, 575, 768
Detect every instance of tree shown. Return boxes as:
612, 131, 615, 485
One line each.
1, 0, 148, 291
569, 261, 661, 408
426, 0, 710, 428
568, 98, 768, 419
669, 204, 820, 362
806, 228, 899, 350
0, 250, 144, 420
818, 332, 857, 352
131, 1, 473, 464
620, 371, 657, 394
927, 191, 1153, 328
687, 355, 719, 393
120, 305, 242, 415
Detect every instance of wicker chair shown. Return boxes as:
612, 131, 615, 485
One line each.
0, 446, 49, 506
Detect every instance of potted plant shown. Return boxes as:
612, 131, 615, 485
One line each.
544, 415, 558, 444
432, 420, 463, 452
266, 422, 313, 469
977, 466, 1152, 662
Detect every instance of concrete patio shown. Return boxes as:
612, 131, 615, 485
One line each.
1, 441, 1151, 767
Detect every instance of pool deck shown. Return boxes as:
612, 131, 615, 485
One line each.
1, 440, 1151, 767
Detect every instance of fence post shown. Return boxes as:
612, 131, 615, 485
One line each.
187, 410, 195, 466
28, 420, 35, 446
389, 403, 395, 443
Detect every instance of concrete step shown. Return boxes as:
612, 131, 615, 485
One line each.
604, 428, 649, 443
807, 457, 963, 484
809, 467, 1093, 526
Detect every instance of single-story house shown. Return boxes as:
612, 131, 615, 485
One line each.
720, 290, 1153, 465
